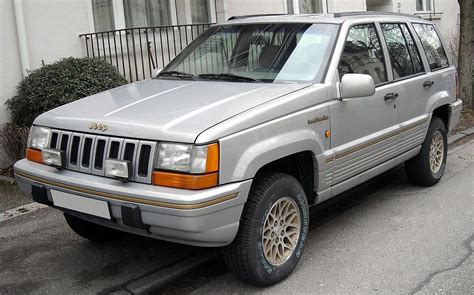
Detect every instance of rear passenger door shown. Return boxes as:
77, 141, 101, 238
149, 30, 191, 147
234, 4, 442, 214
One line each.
411, 22, 454, 110
329, 23, 400, 186
379, 22, 430, 153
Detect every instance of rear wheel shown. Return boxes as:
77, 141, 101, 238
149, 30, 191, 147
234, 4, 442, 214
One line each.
223, 172, 309, 286
405, 116, 447, 186
64, 213, 121, 242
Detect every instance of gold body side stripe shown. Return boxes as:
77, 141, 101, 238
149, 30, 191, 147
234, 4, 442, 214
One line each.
325, 117, 428, 163
400, 118, 428, 132
15, 171, 238, 210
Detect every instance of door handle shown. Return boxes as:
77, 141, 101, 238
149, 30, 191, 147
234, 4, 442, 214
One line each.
423, 80, 434, 87
384, 93, 398, 101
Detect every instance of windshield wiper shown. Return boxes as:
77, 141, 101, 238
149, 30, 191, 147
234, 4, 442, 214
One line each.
157, 70, 196, 80
198, 73, 261, 83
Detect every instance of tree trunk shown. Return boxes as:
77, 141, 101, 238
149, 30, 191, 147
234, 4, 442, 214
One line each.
457, 0, 473, 110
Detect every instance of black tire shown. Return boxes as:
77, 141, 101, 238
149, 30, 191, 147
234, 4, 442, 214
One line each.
405, 116, 447, 186
64, 213, 121, 242
223, 172, 309, 287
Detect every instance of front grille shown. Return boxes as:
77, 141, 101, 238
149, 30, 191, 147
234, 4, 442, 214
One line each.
48, 130, 156, 183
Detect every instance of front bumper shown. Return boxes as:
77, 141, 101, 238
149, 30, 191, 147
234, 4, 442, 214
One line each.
14, 159, 252, 247
448, 99, 463, 133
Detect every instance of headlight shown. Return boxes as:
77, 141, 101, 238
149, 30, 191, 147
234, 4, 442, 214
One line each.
153, 142, 219, 190
156, 143, 218, 174
27, 126, 52, 150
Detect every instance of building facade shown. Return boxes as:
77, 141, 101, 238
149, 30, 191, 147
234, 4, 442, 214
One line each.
0, 0, 461, 134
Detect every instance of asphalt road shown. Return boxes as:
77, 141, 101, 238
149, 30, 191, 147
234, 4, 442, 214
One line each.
187, 140, 474, 294
0, 140, 472, 294
0, 206, 205, 294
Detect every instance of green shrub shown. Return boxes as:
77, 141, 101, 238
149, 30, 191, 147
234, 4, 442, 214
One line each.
6, 57, 127, 127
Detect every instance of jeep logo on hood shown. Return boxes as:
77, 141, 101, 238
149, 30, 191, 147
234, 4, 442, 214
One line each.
89, 122, 108, 132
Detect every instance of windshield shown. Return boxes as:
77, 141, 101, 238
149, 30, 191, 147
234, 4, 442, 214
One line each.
160, 23, 339, 83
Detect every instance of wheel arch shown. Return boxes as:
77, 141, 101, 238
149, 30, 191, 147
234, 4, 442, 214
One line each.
254, 151, 317, 206
432, 104, 450, 130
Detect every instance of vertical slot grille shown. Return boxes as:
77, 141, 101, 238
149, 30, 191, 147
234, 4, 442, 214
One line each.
94, 139, 106, 170
60, 134, 69, 152
137, 145, 151, 177
50, 131, 154, 183
123, 143, 135, 162
81, 138, 93, 167
109, 141, 120, 159
70, 136, 81, 165
50, 132, 59, 149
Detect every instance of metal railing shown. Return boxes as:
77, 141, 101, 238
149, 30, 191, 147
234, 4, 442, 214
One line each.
79, 23, 214, 82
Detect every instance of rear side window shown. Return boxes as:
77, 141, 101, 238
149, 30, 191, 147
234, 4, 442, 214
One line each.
412, 23, 449, 70
381, 23, 424, 79
338, 23, 387, 85
399, 24, 424, 73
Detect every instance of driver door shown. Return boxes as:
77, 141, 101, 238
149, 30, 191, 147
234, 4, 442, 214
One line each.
329, 23, 400, 186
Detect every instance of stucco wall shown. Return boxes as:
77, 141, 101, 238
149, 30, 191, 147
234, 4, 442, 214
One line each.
226, 0, 286, 17
0, 0, 90, 169
0, 0, 23, 126
22, 0, 90, 69
0, 0, 90, 127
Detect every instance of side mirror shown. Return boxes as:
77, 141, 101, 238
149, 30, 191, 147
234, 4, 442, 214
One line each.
152, 68, 162, 78
340, 74, 375, 99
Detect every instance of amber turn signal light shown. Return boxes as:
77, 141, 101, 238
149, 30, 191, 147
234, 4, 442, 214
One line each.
152, 171, 218, 190
26, 148, 43, 164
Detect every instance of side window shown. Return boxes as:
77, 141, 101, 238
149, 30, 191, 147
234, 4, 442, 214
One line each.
399, 24, 424, 73
338, 24, 387, 85
413, 23, 449, 70
381, 23, 423, 79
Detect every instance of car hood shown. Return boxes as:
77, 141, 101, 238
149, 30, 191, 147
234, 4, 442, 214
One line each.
35, 79, 310, 143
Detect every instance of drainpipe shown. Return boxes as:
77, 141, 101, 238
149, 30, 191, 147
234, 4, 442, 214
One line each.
13, 0, 30, 77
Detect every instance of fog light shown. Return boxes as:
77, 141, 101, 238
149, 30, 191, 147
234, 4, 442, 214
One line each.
104, 159, 132, 180
42, 148, 65, 168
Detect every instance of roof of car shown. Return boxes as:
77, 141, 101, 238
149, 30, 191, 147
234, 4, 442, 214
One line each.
223, 12, 427, 25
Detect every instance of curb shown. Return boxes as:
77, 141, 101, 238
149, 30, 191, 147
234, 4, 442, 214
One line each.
123, 251, 219, 294
448, 126, 474, 145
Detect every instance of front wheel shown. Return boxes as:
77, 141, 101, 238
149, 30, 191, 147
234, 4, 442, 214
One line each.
223, 172, 309, 286
405, 116, 447, 186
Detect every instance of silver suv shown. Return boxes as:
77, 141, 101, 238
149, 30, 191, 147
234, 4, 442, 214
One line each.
15, 12, 463, 286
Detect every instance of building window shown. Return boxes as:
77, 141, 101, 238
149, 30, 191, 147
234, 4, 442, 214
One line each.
287, 0, 294, 13
191, 0, 211, 23
416, 0, 432, 12
123, 0, 171, 28
92, 0, 115, 32
299, 0, 323, 13
287, 0, 323, 14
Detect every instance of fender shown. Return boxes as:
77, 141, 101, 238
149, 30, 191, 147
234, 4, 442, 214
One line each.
217, 105, 329, 184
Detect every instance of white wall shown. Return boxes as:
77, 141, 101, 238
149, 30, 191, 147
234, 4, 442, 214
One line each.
328, 0, 366, 12
0, 0, 91, 127
22, 0, 90, 69
0, 0, 91, 168
0, 0, 23, 126
226, 0, 286, 18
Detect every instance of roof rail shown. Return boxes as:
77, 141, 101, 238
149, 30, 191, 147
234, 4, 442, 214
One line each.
227, 14, 288, 21
333, 11, 421, 19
